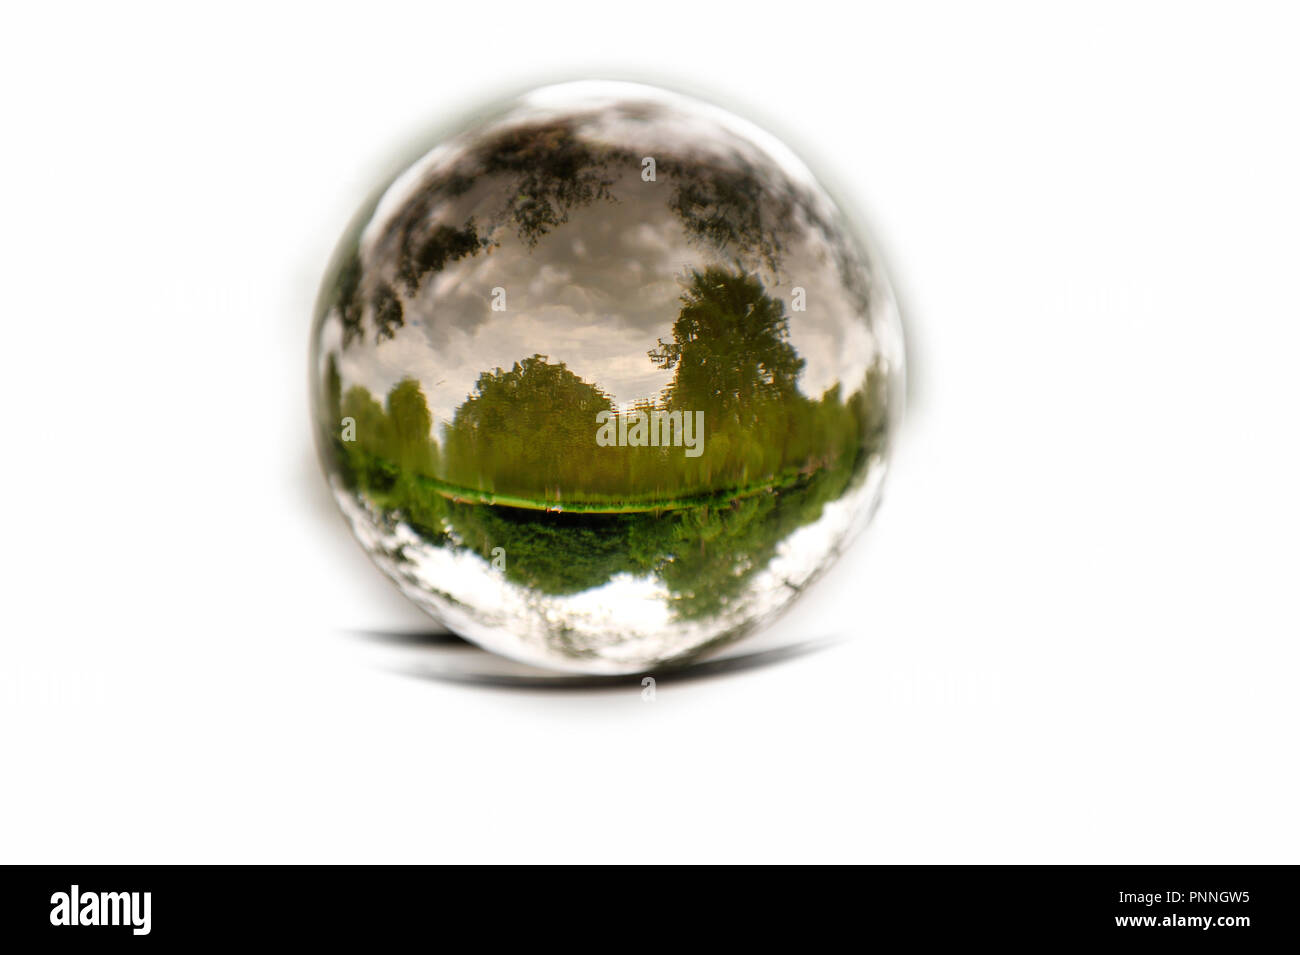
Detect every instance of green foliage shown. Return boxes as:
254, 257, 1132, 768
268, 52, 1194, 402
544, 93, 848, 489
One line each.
442, 355, 614, 496
651, 267, 805, 427
448, 503, 648, 596
387, 377, 438, 475
319, 265, 892, 615
320, 368, 887, 619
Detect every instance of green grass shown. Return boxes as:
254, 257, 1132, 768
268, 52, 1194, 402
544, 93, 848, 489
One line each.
405, 468, 812, 513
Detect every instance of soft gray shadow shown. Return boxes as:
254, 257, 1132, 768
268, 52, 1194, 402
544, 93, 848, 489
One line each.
347, 627, 841, 692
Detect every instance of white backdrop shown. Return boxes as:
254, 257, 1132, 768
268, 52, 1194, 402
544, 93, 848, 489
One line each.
2, 1, 1297, 863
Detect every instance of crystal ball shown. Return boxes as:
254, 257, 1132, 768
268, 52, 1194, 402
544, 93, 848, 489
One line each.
311, 81, 904, 674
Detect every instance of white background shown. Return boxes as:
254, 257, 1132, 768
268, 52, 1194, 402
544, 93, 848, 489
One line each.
2, 1, 1297, 863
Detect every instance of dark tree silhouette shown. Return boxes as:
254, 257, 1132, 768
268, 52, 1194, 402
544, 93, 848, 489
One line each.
370, 283, 404, 341
395, 220, 483, 294
323, 353, 343, 428
479, 122, 625, 248
334, 121, 632, 348
335, 252, 365, 348
665, 161, 794, 275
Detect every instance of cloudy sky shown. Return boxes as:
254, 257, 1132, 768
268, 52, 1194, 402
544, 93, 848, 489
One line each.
330, 88, 883, 439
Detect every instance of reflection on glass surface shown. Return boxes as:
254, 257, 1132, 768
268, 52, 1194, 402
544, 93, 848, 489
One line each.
311, 81, 904, 674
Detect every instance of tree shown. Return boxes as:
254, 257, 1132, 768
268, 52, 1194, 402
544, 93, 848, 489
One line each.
386, 378, 437, 474
649, 267, 805, 430
443, 355, 614, 494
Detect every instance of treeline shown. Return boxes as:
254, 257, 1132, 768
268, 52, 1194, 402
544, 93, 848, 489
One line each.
318, 350, 888, 615
316, 263, 894, 612
322, 267, 889, 507
321, 391, 876, 619
323, 353, 886, 509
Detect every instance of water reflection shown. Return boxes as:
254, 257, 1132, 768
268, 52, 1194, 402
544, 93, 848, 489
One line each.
312, 82, 902, 674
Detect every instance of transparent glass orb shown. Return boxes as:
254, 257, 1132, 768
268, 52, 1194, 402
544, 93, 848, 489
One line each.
311, 81, 904, 675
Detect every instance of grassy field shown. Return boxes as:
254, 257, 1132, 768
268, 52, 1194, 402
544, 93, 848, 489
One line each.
402, 468, 812, 513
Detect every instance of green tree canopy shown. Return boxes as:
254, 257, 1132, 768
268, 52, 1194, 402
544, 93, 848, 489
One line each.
386, 377, 437, 474
442, 355, 614, 492
649, 267, 805, 430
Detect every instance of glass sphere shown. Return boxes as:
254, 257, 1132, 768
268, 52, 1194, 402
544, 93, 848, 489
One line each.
311, 81, 904, 675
